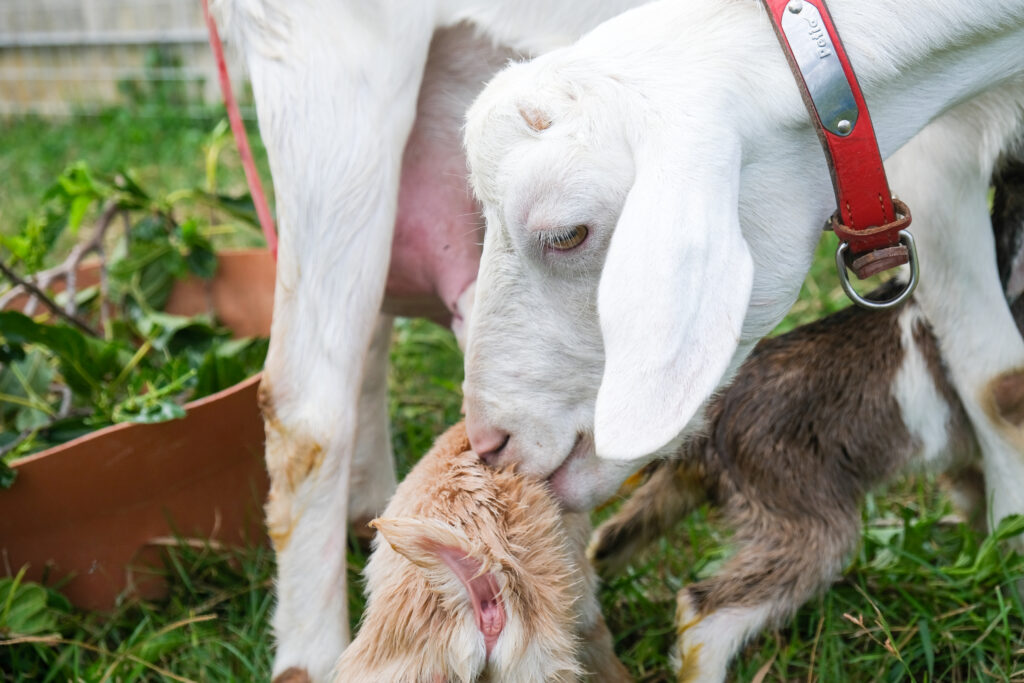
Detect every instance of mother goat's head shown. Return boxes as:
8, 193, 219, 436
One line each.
461, 36, 765, 510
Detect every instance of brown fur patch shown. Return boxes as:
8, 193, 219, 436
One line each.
258, 380, 326, 551
987, 368, 1024, 426
596, 287, 964, 680
913, 319, 973, 451
519, 105, 551, 131
941, 464, 988, 533
272, 667, 311, 683
680, 287, 913, 615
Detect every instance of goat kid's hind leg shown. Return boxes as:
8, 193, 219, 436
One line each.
224, 2, 435, 679
885, 87, 1024, 546
589, 458, 707, 578
558, 513, 634, 683
673, 509, 859, 683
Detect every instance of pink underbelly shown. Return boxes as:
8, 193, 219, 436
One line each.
383, 139, 481, 326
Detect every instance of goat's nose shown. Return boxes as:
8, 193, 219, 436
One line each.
466, 414, 510, 466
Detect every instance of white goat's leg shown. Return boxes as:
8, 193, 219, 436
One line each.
886, 89, 1024, 545
225, 3, 435, 680
348, 314, 396, 541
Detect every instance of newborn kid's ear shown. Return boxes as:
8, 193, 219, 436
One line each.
371, 517, 506, 653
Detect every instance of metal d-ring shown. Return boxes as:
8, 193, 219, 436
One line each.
835, 230, 919, 310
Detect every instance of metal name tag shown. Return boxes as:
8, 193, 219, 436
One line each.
780, 0, 858, 136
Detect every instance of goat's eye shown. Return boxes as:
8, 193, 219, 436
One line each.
546, 225, 588, 251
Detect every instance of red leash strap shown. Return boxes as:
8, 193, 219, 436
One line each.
761, 0, 917, 305
201, 0, 279, 259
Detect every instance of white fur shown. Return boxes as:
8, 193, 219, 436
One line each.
463, 0, 1024, 514
595, 128, 753, 458
885, 89, 1024, 543
214, 1, 660, 679
347, 314, 397, 526
893, 307, 958, 471
674, 593, 774, 683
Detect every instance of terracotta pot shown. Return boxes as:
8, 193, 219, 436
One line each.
0, 249, 274, 610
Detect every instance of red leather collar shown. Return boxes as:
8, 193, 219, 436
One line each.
761, 0, 913, 283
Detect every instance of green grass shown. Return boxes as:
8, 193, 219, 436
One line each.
2, 111, 1023, 682
0, 109, 270, 240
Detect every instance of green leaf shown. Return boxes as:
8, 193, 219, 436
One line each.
195, 349, 245, 398
14, 407, 50, 432
944, 514, 1024, 583
185, 246, 218, 279
0, 461, 15, 489
114, 398, 187, 424
109, 239, 180, 312
0, 342, 26, 365
0, 348, 56, 427
17, 415, 99, 456
194, 337, 267, 398
1, 234, 32, 265
112, 168, 151, 203
5, 211, 68, 272
134, 311, 226, 354
990, 513, 1024, 542
67, 194, 93, 233
192, 190, 261, 228
0, 573, 58, 636
131, 215, 169, 243
53, 161, 104, 200
0, 311, 132, 405
177, 218, 218, 279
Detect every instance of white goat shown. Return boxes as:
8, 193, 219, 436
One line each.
462, 3, 1024, 673
212, 2, 658, 679
213, 0, 1022, 678
462, 0, 1024, 510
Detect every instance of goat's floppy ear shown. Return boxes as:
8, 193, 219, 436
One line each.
595, 132, 752, 460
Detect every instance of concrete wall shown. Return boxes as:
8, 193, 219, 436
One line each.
0, 0, 246, 116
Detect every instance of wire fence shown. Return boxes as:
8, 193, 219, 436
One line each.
0, 0, 250, 117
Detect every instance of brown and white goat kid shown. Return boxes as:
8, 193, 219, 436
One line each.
589, 203, 1024, 683
330, 423, 630, 683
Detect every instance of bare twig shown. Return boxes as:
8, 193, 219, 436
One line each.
0, 202, 123, 337
56, 384, 73, 419
0, 260, 99, 337
0, 204, 119, 312
61, 202, 120, 319
98, 243, 111, 333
